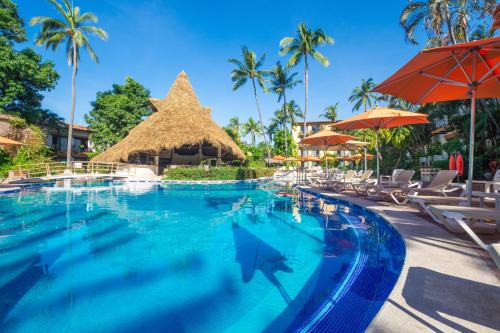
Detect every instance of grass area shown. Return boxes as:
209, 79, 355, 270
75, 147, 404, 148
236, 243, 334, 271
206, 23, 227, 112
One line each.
163, 166, 275, 181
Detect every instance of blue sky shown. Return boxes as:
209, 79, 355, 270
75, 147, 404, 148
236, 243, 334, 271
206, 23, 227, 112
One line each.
19, 0, 425, 127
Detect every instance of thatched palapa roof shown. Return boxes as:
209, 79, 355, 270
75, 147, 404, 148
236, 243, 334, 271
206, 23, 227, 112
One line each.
92, 71, 245, 162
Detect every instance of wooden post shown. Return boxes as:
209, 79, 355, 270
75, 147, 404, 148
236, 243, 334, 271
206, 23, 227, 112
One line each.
198, 142, 203, 165
217, 145, 222, 167
154, 154, 160, 175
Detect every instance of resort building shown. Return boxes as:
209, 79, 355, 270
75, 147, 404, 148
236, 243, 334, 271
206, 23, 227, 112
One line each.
0, 113, 92, 160
291, 120, 353, 160
46, 123, 93, 160
291, 120, 333, 157
93, 71, 244, 174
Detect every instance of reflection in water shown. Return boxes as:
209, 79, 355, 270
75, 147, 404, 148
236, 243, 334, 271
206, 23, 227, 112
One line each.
232, 223, 293, 303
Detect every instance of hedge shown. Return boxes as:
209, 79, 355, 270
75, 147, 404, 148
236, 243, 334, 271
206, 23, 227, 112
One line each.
163, 167, 275, 180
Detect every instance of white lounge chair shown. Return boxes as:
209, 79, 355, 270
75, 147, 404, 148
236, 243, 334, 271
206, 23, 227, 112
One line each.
386, 170, 462, 205
364, 170, 417, 202
428, 206, 500, 269
332, 170, 374, 193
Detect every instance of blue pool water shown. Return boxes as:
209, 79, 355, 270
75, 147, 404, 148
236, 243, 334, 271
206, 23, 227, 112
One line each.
0, 181, 404, 332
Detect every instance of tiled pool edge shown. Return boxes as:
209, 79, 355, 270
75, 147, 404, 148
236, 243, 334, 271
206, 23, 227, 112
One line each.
299, 186, 500, 333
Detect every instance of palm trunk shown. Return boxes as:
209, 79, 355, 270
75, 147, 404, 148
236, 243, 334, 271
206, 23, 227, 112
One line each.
251, 78, 270, 162
443, 3, 457, 44
66, 39, 77, 168
302, 54, 309, 164
283, 93, 288, 157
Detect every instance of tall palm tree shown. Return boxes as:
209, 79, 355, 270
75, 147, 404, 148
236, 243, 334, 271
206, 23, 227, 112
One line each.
400, 0, 496, 46
279, 23, 333, 142
320, 103, 339, 122
228, 117, 242, 137
30, 0, 108, 166
268, 61, 301, 156
229, 47, 270, 159
349, 78, 378, 113
287, 100, 303, 125
243, 117, 262, 146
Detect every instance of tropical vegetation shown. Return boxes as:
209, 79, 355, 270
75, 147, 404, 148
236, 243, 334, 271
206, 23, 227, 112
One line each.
85, 77, 152, 152
30, 0, 108, 166
279, 23, 334, 138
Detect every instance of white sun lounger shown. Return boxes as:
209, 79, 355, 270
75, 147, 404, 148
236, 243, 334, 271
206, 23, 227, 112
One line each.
428, 205, 500, 269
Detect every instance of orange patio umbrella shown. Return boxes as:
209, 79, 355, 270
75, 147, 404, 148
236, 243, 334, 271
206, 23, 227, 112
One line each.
300, 130, 356, 175
301, 155, 320, 162
284, 157, 300, 162
334, 106, 428, 188
351, 153, 374, 160
373, 36, 500, 202
0, 136, 23, 147
272, 155, 285, 161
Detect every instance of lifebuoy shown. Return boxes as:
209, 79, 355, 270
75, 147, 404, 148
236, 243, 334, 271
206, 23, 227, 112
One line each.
456, 154, 464, 176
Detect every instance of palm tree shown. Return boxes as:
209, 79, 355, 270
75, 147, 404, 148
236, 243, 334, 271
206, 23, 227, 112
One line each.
30, 0, 108, 166
400, 0, 496, 46
349, 78, 378, 113
229, 47, 270, 159
279, 23, 333, 142
224, 117, 242, 144
243, 117, 262, 146
320, 103, 339, 122
287, 100, 303, 125
268, 61, 301, 156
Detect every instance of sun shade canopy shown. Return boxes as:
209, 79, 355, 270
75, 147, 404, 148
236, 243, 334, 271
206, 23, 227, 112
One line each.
373, 36, 500, 104
299, 129, 356, 146
333, 106, 429, 130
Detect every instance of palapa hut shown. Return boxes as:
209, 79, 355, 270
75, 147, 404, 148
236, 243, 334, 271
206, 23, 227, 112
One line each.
92, 71, 244, 174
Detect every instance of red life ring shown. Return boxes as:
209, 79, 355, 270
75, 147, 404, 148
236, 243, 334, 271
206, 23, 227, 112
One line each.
456, 154, 464, 176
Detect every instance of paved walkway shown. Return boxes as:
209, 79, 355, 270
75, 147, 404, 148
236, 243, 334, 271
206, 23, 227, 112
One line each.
300, 186, 500, 333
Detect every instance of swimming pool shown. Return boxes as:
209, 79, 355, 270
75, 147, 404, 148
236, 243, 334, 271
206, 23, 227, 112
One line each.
0, 181, 404, 332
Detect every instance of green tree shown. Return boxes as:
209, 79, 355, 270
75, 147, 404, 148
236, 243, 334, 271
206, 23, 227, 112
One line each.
268, 61, 301, 156
321, 103, 339, 122
0, 0, 26, 42
349, 78, 378, 112
224, 117, 243, 145
0, 0, 60, 126
30, 0, 108, 166
229, 47, 270, 160
84, 77, 152, 151
242, 117, 262, 146
400, 0, 496, 46
273, 129, 296, 157
279, 23, 333, 140
287, 100, 303, 124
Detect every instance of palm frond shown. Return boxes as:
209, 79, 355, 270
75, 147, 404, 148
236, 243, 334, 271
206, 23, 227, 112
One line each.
310, 50, 330, 67
80, 25, 108, 40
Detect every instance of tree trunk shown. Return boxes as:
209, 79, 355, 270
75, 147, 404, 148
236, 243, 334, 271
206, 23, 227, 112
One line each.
443, 3, 457, 44
283, 93, 288, 157
251, 78, 270, 162
302, 54, 309, 163
66, 39, 78, 168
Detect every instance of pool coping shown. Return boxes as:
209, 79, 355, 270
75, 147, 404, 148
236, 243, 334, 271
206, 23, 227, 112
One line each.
299, 186, 500, 333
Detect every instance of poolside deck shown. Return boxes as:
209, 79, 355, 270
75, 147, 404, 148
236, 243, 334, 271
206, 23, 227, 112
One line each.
300, 186, 500, 333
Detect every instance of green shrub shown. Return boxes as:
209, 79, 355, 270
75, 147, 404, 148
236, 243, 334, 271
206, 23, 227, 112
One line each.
163, 166, 274, 180
9, 118, 27, 129
431, 159, 449, 170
